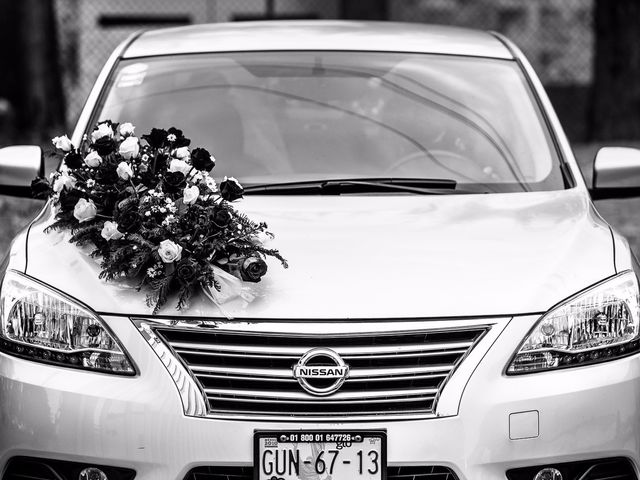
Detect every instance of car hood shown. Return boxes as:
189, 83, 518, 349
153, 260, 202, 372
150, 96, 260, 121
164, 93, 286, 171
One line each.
25, 190, 615, 319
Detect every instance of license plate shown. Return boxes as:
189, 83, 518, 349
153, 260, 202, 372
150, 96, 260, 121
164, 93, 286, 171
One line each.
254, 431, 386, 480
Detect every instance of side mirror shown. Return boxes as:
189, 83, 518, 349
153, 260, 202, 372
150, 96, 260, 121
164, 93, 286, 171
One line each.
591, 147, 640, 200
0, 145, 44, 197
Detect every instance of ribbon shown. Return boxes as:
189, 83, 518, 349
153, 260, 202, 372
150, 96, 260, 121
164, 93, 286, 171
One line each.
201, 265, 256, 319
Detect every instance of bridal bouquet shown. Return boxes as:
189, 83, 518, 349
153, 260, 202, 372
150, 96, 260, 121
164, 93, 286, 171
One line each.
32, 121, 287, 313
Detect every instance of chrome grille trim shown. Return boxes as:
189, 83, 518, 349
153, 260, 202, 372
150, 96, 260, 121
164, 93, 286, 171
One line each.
189, 364, 454, 378
135, 320, 208, 417
132, 317, 508, 421
169, 340, 475, 355
204, 387, 439, 400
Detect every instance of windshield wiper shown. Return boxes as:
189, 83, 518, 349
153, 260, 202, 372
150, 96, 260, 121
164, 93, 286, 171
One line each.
243, 178, 481, 195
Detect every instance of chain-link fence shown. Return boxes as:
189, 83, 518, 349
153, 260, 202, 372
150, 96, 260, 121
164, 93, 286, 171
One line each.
53, 0, 594, 137
390, 0, 593, 86
389, 0, 594, 141
53, 0, 341, 127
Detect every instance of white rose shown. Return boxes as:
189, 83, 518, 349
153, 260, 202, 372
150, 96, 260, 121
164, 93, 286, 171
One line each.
158, 239, 183, 263
116, 161, 134, 180
101, 221, 124, 241
52, 172, 76, 193
183, 185, 199, 205
119, 122, 135, 137
73, 198, 97, 223
173, 146, 190, 160
52, 135, 73, 152
168, 158, 192, 176
204, 175, 218, 192
91, 122, 114, 142
119, 136, 140, 160
84, 151, 102, 168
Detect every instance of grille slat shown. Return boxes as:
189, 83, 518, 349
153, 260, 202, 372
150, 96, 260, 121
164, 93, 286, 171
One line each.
170, 340, 475, 356
173, 348, 469, 361
204, 386, 438, 400
155, 325, 487, 418
195, 372, 449, 383
207, 395, 435, 406
189, 364, 454, 378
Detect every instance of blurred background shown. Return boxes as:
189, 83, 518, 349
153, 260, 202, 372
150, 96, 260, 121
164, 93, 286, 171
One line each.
0, 0, 638, 254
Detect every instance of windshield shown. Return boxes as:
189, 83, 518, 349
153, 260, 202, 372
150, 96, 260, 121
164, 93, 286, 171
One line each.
95, 51, 566, 192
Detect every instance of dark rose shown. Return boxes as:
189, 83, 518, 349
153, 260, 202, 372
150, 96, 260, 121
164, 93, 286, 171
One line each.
116, 208, 142, 233
166, 127, 190, 148
94, 165, 119, 184
176, 259, 198, 285
93, 136, 116, 156
98, 192, 117, 213
163, 171, 186, 192
219, 177, 244, 202
116, 211, 142, 233
152, 153, 169, 173
101, 152, 120, 167
59, 189, 83, 211
31, 177, 51, 199
240, 256, 268, 283
191, 148, 215, 172
211, 208, 232, 228
64, 150, 84, 169
142, 128, 168, 149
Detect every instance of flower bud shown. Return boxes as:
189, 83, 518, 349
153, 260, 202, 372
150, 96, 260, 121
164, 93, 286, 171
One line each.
73, 198, 97, 223
101, 221, 124, 240
119, 122, 136, 137
183, 185, 199, 205
52, 135, 73, 152
119, 136, 140, 160
116, 161, 134, 180
84, 151, 102, 168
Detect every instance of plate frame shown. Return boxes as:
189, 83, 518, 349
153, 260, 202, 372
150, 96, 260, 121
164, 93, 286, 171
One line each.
254, 430, 387, 480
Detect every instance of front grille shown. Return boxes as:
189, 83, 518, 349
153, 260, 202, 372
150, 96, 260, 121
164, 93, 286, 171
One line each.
183, 466, 459, 480
154, 324, 487, 418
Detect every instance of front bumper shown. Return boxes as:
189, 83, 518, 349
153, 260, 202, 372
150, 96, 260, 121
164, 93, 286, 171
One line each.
1, 314, 640, 480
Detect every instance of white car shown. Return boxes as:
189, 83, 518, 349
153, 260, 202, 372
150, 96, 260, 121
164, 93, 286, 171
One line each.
1, 21, 640, 480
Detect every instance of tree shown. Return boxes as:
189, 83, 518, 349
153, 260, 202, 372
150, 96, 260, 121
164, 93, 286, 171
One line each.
0, 0, 65, 144
590, 0, 640, 140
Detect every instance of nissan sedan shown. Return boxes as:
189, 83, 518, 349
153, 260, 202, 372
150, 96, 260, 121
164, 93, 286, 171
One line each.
1, 21, 640, 480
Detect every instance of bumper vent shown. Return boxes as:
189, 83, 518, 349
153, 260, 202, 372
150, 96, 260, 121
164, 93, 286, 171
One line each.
183, 466, 460, 480
2, 457, 135, 480
153, 323, 486, 419
506, 457, 637, 480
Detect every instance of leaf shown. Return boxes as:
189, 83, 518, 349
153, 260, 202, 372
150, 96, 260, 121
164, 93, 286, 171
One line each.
146, 273, 174, 314
176, 285, 193, 310
69, 224, 102, 245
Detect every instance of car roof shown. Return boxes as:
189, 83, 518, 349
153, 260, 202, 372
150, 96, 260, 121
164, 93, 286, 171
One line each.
123, 20, 513, 60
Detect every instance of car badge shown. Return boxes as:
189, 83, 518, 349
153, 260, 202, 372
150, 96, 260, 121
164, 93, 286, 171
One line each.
292, 347, 350, 396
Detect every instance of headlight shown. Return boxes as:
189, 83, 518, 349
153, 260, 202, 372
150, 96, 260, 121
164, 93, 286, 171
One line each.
507, 270, 640, 374
0, 270, 135, 375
